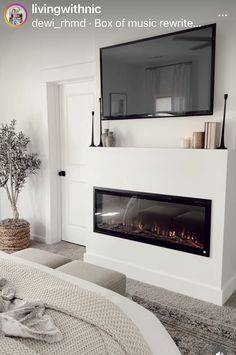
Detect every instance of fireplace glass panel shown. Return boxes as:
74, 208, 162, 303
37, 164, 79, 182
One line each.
94, 188, 211, 257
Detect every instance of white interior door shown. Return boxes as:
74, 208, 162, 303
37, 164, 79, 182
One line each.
59, 80, 95, 246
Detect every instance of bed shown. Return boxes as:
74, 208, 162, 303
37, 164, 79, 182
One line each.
0, 251, 180, 355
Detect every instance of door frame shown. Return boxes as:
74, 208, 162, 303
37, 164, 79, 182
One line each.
42, 62, 96, 244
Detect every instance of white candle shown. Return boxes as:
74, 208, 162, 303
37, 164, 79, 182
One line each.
180, 136, 191, 149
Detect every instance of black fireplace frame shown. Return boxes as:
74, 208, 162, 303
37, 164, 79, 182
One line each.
94, 187, 212, 257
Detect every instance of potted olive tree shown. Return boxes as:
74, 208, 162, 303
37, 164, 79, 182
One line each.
0, 120, 41, 250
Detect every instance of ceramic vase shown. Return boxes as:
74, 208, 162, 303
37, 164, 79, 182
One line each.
105, 131, 115, 147
102, 129, 109, 147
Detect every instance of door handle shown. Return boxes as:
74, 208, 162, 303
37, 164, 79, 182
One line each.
58, 171, 66, 177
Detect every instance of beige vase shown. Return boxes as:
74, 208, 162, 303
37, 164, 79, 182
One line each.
105, 131, 115, 147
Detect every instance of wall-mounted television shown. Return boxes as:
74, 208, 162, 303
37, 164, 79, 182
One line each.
100, 24, 216, 120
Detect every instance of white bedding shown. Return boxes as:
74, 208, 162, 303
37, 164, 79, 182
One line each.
0, 251, 180, 355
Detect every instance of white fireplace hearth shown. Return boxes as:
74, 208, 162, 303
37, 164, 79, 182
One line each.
84, 148, 236, 305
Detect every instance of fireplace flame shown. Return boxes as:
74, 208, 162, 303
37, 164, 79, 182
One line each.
138, 222, 143, 230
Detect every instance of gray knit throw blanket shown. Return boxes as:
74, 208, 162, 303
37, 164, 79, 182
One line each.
0, 257, 151, 355
0, 278, 63, 343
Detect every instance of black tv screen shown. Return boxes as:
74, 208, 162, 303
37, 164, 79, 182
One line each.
100, 24, 216, 120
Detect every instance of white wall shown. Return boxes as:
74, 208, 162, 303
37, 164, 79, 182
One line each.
221, 151, 236, 301
0, 3, 95, 240
0, 0, 235, 245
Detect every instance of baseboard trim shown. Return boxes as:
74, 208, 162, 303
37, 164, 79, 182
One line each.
222, 274, 236, 304
30, 235, 46, 243
84, 252, 224, 306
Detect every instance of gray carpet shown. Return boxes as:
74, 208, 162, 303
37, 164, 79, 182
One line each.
8, 240, 236, 354
30, 240, 86, 260
130, 294, 236, 354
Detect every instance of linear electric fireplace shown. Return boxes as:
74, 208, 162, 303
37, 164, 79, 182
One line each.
94, 188, 211, 257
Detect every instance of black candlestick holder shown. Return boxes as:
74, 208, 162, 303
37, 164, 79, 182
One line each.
97, 98, 103, 147
89, 111, 95, 147
217, 94, 228, 150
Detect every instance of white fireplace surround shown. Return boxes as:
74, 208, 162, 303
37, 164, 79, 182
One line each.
84, 148, 236, 305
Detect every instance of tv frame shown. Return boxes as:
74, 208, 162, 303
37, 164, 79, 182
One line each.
100, 23, 216, 120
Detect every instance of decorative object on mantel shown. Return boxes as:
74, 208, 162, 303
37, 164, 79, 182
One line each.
192, 132, 205, 149
89, 111, 95, 147
105, 131, 115, 147
217, 94, 228, 150
102, 129, 109, 147
0, 120, 41, 250
180, 136, 191, 149
97, 98, 103, 147
204, 122, 221, 149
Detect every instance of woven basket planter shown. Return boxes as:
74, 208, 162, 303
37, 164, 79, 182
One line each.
0, 219, 30, 251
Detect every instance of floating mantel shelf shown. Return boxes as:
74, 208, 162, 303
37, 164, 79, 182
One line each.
88, 146, 232, 153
